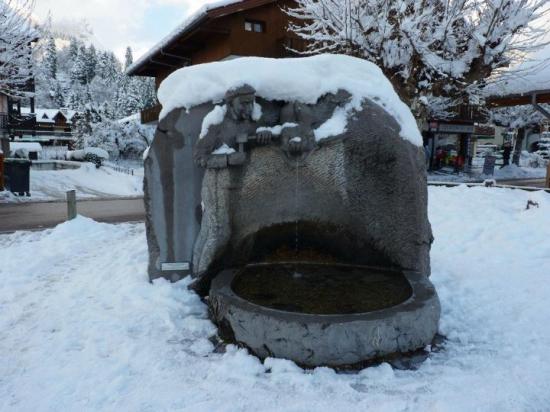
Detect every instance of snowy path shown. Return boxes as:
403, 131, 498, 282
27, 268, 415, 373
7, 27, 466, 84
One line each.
1, 186, 549, 411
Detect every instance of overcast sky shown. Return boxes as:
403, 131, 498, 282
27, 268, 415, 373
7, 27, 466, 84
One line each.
33, 0, 224, 61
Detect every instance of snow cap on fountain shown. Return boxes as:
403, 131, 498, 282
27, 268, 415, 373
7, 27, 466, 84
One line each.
158, 54, 422, 146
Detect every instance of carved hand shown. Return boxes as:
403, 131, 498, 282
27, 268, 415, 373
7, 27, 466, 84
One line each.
288, 138, 304, 154
256, 130, 272, 145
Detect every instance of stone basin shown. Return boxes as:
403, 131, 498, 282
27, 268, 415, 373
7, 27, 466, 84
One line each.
209, 262, 440, 368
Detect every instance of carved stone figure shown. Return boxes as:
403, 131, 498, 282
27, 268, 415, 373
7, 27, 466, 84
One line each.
144, 56, 438, 368
279, 90, 351, 157
144, 89, 432, 294
194, 85, 272, 168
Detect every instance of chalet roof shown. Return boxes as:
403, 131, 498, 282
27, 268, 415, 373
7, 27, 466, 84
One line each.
126, 0, 279, 77
21, 107, 78, 124
485, 43, 550, 106
10, 142, 42, 152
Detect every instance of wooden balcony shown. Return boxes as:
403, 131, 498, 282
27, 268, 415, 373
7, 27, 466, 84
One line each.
141, 105, 162, 124
0, 113, 8, 131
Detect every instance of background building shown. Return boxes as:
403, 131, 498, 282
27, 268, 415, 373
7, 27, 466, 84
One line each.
127, 0, 301, 124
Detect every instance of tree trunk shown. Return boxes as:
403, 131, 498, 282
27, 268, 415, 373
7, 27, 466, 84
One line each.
512, 128, 525, 166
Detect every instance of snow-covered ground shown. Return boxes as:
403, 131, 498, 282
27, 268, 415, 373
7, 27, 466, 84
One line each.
0, 163, 143, 203
492, 164, 548, 180
429, 165, 547, 183
1, 186, 549, 411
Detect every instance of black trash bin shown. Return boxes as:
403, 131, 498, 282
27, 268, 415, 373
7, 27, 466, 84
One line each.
4, 158, 31, 196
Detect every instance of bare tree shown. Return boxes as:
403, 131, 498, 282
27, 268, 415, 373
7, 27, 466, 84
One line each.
287, 0, 550, 119
0, 0, 38, 97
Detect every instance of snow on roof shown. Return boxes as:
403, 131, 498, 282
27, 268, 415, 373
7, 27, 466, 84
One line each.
126, 0, 267, 76
21, 107, 78, 123
158, 54, 423, 146
486, 43, 550, 97
10, 142, 42, 152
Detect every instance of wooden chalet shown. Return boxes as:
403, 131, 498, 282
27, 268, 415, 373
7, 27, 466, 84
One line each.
127, 0, 303, 124
16, 108, 77, 145
0, 91, 36, 141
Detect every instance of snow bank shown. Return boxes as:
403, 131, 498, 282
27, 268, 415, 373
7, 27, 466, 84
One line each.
493, 164, 548, 180
0, 163, 143, 203
66, 147, 110, 161
9, 142, 42, 153
1, 187, 550, 410
158, 54, 422, 146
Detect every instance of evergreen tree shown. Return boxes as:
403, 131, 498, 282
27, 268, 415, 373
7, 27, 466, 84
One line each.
537, 131, 550, 160
70, 45, 88, 85
96, 51, 109, 79
44, 36, 57, 79
33, 24, 157, 123
51, 80, 65, 107
124, 46, 133, 71
68, 37, 79, 61
99, 101, 115, 120
73, 110, 92, 149
141, 77, 157, 108
85, 45, 97, 82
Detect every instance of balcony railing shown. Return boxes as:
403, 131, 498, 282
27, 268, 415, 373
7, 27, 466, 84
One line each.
141, 105, 162, 124
9, 112, 36, 129
0, 113, 8, 130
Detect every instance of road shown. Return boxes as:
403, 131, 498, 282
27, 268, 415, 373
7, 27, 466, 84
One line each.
0, 197, 145, 233
496, 178, 547, 188
1, 178, 547, 234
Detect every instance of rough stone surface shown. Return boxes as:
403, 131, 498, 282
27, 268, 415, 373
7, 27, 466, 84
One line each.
192, 100, 432, 293
210, 267, 440, 367
145, 88, 433, 291
144, 84, 439, 368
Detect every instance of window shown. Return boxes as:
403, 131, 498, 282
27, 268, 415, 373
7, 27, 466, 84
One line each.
244, 20, 265, 33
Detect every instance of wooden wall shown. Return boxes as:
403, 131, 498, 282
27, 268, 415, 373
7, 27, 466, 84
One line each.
150, 0, 299, 89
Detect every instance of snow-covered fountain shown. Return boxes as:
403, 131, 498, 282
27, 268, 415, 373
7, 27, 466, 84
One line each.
144, 55, 440, 368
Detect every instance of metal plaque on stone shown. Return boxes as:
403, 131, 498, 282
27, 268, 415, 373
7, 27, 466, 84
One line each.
161, 262, 191, 271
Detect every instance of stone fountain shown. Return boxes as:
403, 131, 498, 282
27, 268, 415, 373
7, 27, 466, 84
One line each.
144, 55, 440, 368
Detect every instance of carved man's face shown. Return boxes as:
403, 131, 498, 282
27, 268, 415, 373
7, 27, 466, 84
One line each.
230, 94, 255, 121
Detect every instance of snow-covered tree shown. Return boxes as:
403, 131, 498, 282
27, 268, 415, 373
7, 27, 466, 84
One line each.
86, 117, 153, 159
70, 45, 88, 85
124, 46, 133, 71
287, 0, 550, 119
536, 131, 550, 159
67, 37, 80, 61
0, 0, 38, 97
491, 105, 548, 130
44, 36, 57, 79
51, 80, 65, 107
85, 45, 97, 82
32, 23, 157, 121
73, 111, 92, 149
